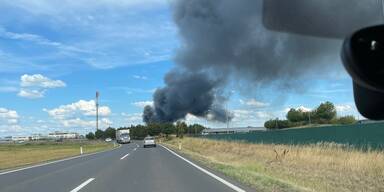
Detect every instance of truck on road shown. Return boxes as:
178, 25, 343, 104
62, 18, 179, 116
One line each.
116, 129, 130, 144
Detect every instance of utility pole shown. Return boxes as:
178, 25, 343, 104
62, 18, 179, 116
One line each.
308, 112, 311, 125
96, 91, 99, 131
226, 103, 229, 129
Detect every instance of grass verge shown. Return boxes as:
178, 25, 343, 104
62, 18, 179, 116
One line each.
162, 137, 384, 192
0, 140, 116, 170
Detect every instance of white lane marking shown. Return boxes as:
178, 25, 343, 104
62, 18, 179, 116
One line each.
133, 148, 137, 151
161, 145, 246, 192
70, 178, 95, 192
136, 144, 139, 147
120, 153, 130, 160
0, 145, 122, 176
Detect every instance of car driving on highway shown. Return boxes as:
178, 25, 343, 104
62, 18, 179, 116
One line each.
143, 136, 156, 148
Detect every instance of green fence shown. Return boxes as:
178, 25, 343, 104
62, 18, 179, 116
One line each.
204, 123, 384, 149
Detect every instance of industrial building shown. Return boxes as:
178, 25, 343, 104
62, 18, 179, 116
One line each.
48, 131, 80, 139
202, 127, 266, 135
3, 136, 30, 142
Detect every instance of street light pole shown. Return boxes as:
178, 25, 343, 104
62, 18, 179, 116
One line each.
96, 91, 99, 131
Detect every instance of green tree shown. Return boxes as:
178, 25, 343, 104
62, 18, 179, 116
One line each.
160, 123, 175, 136
188, 124, 205, 135
95, 129, 104, 139
286, 108, 305, 122
104, 127, 116, 139
86, 132, 95, 140
176, 121, 187, 138
147, 123, 161, 136
264, 118, 292, 129
314, 101, 337, 122
129, 125, 148, 139
264, 119, 279, 129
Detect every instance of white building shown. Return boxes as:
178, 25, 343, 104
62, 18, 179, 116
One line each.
4, 136, 30, 141
31, 134, 49, 140
48, 131, 79, 139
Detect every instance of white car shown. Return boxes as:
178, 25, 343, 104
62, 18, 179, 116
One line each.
105, 138, 112, 142
143, 136, 156, 148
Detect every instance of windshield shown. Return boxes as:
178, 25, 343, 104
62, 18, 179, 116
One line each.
0, 1, 383, 192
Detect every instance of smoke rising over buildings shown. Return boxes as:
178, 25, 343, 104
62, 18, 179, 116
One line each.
143, 0, 372, 124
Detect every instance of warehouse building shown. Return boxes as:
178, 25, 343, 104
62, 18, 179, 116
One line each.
48, 131, 79, 139
202, 127, 266, 135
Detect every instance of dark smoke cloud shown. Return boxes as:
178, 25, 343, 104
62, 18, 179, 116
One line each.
173, 0, 342, 85
143, 0, 377, 123
143, 70, 232, 124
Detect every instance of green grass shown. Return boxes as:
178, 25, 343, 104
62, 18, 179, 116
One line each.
162, 137, 384, 192
0, 140, 116, 170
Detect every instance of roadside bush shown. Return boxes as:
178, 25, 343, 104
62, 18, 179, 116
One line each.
86, 132, 95, 140
337, 116, 357, 125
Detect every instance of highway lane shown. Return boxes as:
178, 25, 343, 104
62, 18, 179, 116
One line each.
0, 140, 252, 192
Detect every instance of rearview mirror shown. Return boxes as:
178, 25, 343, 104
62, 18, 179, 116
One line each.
262, 0, 383, 39
341, 25, 384, 120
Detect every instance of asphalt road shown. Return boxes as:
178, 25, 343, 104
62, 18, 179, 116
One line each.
0, 140, 253, 192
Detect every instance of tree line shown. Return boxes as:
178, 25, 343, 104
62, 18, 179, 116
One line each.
86, 122, 205, 140
264, 101, 357, 129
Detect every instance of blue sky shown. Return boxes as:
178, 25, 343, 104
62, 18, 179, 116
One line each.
0, 0, 359, 137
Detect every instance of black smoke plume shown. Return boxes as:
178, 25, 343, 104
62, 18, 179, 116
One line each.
143, 70, 232, 123
143, 0, 377, 124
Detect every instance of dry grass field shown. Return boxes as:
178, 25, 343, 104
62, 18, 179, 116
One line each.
0, 141, 115, 170
163, 137, 384, 192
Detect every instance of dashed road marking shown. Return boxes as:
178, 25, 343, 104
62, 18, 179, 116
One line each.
70, 178, 95, 192
120, 153, 130, 160
161, 145, 246, 192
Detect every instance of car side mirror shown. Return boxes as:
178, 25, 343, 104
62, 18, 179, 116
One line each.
341, 25, 384, 120
262, 0, 383, 39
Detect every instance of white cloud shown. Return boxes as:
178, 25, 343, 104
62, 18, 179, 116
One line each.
233, 109, 272, 119
18, 74, 66, 99
101, 118, 113, 126
0, 125, 23, 134
284, 106, 312, 113
18, 89, 45, 99
4, 0, 169, 15
0, 26, 89, 54
297, 106, 311, 112
335, 104, 353, 112
0, 108, 23, 135
45, 100, 111, 120
0, 0, 177, 72
240, 99, 269, 108
0, 108, 19, 124
20, 74, 66, 88
133, 75, 148, 80
132, 101, 153, 108
229, 109, 272, 127
45, 100, 112, 129
61, 118, 94, 128
121, 112, 143, 125
335, 104, 358, 116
